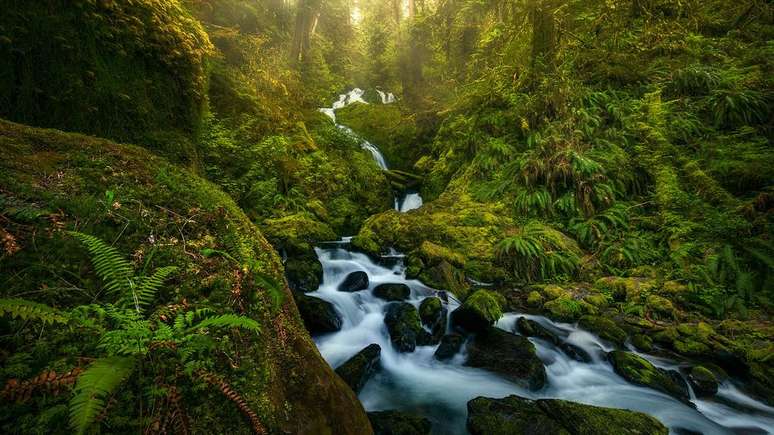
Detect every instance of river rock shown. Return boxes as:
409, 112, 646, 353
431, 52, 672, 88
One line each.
384, 302, 432, 352
515, 317, 591, 363
434, 333, 465, 361
368, 410, 432, 435
373, 283, 411, 301
293, 292, 341, 334
335, 344, 381, 393
339, 271, 369, 292
467, 395, 668, 435
608, 351, 690, 402
578, 315, 627, 346
465, 327, 546, 390
419, 296, 447, 341
450, 290, 505, 333
688, 365, 719, 397
284, 255, 323, 293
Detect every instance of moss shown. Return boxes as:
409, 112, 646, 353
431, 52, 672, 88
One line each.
419, 297, 442, 322
262, 213, 337, 254
632, 334, 653, 352
594, 276, 657, 302
418, 240, 466, 268
543, 297, 584, 322
464, 290, 506, 324
608, 351, 688, 401
542, 284, 570, 300
527, 291, 544, 307
0, 0, 212, 166
646, 294, 676, 320
578, 316, 627, 345
583, 293, 609, 308
335, 102, 423, 171
0, 120, 371, 435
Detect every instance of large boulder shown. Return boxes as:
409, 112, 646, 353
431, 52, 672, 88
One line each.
294, 293, 342, 334
434, 333, 465, 361
608, 351, 690, 402
335, 344, 381, 394
367, 410, 432, 435
384, 302, 433, 352
467, 395, 668, 435
419, 296, 447, 341
373, 283, 411, 301
339, 271, 369, 292
451, 290, 505, 333
465, 327, 546, 390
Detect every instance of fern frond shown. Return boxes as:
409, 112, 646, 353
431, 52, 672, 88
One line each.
0, 298, 68, 324
129, 266, 178, 312
69, 232, 133, 295
190, 314, 260, 333
69, 357, 135, 435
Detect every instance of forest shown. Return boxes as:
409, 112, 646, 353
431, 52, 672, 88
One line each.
0, 0, 772, 434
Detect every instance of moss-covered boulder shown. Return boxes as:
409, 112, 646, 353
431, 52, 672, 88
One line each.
465, 327, 546, 390
434, 333, 465, 361
451, 290, 506, 333
0, 120, 372, 434
608, 351, 690, 402
294, 293, 342, 335
688, 365, 719, 397
467, 395, 667, 435
285, 254, 324, 293
578, 316, 628, 346
631, 334, 654, 352
594, 277, 658, 303
373, 283, 411, 301
419, 296, 447, 340
335, 344, 381, 394
384, 302, 432, 352
367, 410, 432, 435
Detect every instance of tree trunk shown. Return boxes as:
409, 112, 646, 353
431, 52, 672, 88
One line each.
530, 0, 558, 70
290, 0, 323, 63
408, 0, 415, 19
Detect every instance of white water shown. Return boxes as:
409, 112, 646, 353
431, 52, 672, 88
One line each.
310, 244, 774, 435
320, 88, 421, 210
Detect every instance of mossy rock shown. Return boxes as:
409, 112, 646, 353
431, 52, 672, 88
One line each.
527, 290, 544, 307
646, 294, 676, 320
465, 327, 546, 390
578, 316, 627, 346
608, 351, 689, 402
263, 213, 337, 255
594, 277, 657, 302
418, 240, 466, 268
0, 120, 372, 434
688, 365, 719, 397
335, 344, 381, 394
373, 283, 411, 302
543, 297, 585, 322
467, 395, 668, 435
631, 334, 654, 352
285, 254, 323, 293
367, 410, 432, 435
451, 290, 505, 332
384, 302, 431, 352
419, 296, 446, 341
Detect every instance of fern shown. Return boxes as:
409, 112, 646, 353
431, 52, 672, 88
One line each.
69, 357, 135, 435
0, 298, 69, 324
126, 266, 178, 313
69, 231, 133, 296
495, 222, 581, 281
191, 314, 260, 333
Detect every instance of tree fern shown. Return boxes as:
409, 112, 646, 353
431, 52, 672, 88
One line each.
0, 298, 69, 324
69, 357, 135, 435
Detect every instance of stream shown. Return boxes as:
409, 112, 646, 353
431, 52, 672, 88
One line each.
314, 90, 774, 435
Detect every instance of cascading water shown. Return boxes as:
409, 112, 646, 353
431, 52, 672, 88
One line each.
312, 90, 774, 434
320, 88, 420, 210
310, 242, 774, 435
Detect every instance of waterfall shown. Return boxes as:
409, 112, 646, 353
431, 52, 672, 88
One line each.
320, 89, 421, 212
310, 243, 774, 435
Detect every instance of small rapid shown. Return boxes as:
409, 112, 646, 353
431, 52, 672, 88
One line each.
310, 242, 774, 435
